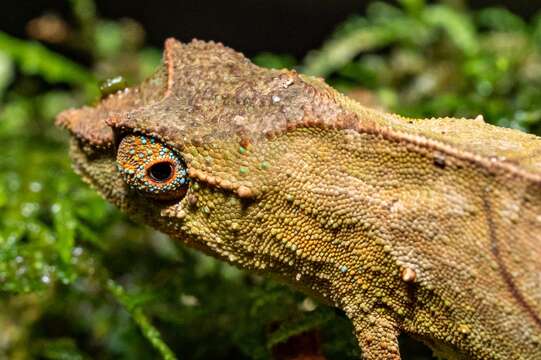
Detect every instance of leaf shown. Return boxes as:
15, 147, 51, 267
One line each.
252, 52, 297, 70
52, 200, 76, 264
0, 51, 14, 97
106, 279, 178, 360
399, 0, 426, 15
302, 23, 397, 76
33, 338, 88, 360
422, 5, 478, 56
477, 7, 526, 32
0, 32, 97, 96
95, 20, 124, 58
302, 2, 430, 77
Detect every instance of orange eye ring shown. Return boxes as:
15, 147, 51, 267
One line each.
116, 134, 189, 197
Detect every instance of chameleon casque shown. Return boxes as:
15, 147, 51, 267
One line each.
56, 39, 541, 360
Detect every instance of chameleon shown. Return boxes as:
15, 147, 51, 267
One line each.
56, 38, 541, 360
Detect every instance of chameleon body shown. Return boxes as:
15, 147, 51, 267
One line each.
56, 39, 541, 359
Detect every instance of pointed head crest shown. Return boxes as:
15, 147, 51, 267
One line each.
57, 38, 354, 151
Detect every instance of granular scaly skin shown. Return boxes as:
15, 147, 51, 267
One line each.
56, 39, 541, 359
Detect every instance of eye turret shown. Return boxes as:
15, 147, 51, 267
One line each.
116, 134, 189, 199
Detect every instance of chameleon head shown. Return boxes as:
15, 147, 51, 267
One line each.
56, 38, 361, 291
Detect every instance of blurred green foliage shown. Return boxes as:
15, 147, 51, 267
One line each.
1, 0, 541, 359
301, 0, 541, 134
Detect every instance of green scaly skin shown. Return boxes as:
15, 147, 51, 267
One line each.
57, 39, 541, 359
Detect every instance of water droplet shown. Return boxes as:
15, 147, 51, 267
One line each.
29, 182, 43, 192
72, 247, 83, 257
51, 203, 61, 214
21, 202, 39, 217
180, 293, 199, 306
299, 297, 317, 312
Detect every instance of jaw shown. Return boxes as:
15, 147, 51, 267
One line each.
69, 137, 196, 234
68, 136, 265, 271
69, 138, 229, 256
68, 138, 160, 225
157, 180, 260, 261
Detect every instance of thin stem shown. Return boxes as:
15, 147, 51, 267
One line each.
106, 279, 178, 360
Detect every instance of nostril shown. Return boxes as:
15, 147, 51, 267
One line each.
147, 161, 174, 182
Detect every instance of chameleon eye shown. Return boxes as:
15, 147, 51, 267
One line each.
116, 134, 189, 199
147, 162, 174, 182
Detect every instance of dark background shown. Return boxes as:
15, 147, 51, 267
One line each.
2, 0, 540, 58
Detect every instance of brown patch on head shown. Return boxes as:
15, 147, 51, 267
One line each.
56, 38, 365, 202
56, 106, 114, 147
103, 38, 357, 149
55, 63, 169, 147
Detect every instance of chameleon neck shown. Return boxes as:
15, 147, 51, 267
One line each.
248, 126, 541, 359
